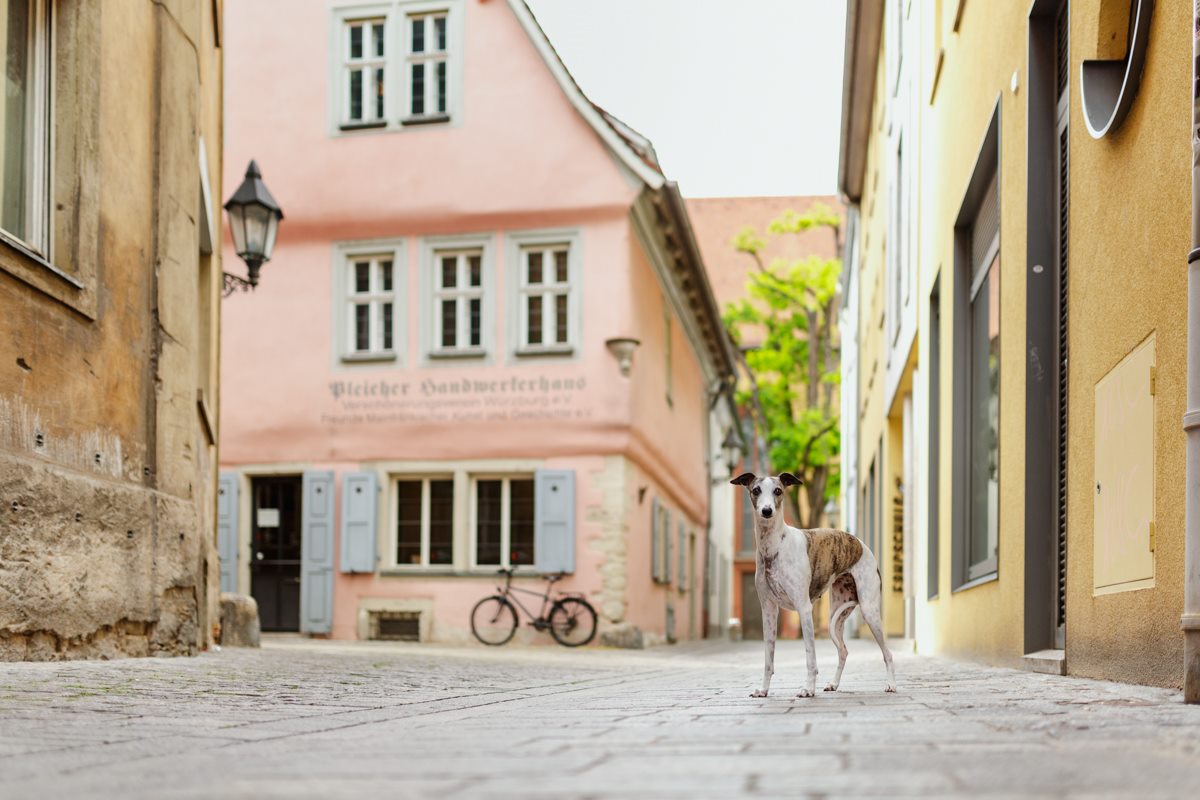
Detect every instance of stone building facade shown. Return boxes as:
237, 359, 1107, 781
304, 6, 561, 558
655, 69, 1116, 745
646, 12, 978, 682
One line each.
0, 1, 225, 659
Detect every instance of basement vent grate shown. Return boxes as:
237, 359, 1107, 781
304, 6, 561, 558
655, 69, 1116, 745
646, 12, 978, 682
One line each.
370, 611, 421, 642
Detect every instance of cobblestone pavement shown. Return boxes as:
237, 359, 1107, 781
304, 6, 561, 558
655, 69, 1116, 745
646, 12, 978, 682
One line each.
2, 636, 1199, 799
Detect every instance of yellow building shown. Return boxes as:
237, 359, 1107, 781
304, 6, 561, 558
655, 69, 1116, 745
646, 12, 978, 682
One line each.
840, 0, 1193, 689
0, 1, 225, 659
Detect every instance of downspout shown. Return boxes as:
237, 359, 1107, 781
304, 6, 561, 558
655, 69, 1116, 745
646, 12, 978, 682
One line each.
1185, 0, 1200, 703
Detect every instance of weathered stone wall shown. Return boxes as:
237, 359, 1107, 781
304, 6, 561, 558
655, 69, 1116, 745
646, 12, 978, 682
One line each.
0, 1, 223, 661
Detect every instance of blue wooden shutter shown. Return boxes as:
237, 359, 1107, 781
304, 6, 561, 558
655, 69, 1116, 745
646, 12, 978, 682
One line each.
340, 471, 378, 573
300, 470, 335, 634
217, 472, 239, 594
534, 469, 575, 574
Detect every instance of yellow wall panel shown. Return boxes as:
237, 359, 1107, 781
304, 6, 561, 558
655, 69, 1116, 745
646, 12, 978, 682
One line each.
1093, 336, 1155, 594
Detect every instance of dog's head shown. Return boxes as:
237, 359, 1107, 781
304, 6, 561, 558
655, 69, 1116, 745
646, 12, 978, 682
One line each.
730, 472, 803, 522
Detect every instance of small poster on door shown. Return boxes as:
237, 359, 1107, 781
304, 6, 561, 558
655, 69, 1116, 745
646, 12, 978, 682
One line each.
256, 508, 280, 528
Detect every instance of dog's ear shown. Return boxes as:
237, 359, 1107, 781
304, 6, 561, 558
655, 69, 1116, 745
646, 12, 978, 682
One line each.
730, 472, 756, 487
778, 472, 804, 487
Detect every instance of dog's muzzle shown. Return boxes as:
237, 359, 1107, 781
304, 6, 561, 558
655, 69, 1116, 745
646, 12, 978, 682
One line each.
760, 507, 773, 518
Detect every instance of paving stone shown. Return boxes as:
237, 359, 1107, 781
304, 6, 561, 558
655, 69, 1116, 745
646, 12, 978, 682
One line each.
0, 636, 1198, 798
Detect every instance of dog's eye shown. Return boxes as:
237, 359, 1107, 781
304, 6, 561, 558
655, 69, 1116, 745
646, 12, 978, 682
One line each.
751, 488, 760, 497
774, 488, 782, 497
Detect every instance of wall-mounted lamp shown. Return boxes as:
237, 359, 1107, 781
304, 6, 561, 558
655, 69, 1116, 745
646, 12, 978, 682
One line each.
605, 337, 641, 377
223, 160, 284, 297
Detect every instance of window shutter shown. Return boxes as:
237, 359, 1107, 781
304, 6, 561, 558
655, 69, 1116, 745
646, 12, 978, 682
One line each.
217, 472, 239, 594
664, 509, 674, 585
677, 521, 687, 593
534, 469, 575, 574
340, 471, 379, 573
651, 498, 662, 582
300, 470, 336, 634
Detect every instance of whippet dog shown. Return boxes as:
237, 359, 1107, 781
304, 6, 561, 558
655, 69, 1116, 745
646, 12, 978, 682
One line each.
732, 472, 896, 698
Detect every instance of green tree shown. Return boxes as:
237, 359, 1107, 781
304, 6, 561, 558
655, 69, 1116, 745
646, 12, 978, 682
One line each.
724, 203, 842, 529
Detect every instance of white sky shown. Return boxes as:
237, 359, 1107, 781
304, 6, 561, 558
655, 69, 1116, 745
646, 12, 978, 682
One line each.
525, 0, 847, 199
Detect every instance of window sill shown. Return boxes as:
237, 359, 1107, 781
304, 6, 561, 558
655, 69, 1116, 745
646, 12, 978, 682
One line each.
379, 568, 539, 578
429, 348, 487, 360
342, 351, 398, 364
515, 345, 574, 358
402, 114, 451, 127
952, 571, 999, 594
338, 121, 387, 132
0, 232, 95, 320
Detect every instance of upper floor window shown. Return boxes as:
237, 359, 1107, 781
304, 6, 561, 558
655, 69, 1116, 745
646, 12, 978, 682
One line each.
434, 248, 483, 353
1, 0, 51, 253
508, 230, 580, 357
331, 2, 460, 134
406, 11, 448, 121
341, 18, 387, 127
335, 239, 405, 363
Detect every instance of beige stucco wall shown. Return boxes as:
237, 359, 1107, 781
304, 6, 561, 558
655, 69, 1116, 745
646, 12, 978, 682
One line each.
1063, 0, 1188, 687
0, 1, 223, 660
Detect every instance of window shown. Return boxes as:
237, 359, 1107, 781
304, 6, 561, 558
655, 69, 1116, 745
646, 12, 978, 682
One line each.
433, 249, 482, 353
392, 477, 454, 567
341, 17, 387, 127
1, 0, 51, 253
347, 254, 397, 356
967, 222, 1000, 580
519, 245, 571, 351
331, 2, 459, 134
405, 11, 448, 120
472, 477, 535, 568
508, 230, 580, 357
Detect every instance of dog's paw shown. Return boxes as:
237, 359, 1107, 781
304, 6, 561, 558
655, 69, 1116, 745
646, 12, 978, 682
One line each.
749, 689, 769, 698
796, 688, 815, 698
884, 684, 897, 693
823, 683, 839, 692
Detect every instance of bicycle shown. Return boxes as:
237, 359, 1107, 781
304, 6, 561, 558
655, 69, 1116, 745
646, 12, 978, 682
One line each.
470, 568, 598, 647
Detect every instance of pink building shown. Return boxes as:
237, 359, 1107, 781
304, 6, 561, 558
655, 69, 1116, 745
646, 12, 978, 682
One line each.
219, 0, 738, 646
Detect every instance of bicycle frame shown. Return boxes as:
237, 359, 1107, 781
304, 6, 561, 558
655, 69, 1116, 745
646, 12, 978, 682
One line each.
495, 571, 556, 623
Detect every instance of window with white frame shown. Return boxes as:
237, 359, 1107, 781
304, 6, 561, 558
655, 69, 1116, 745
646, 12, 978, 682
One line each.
393, 477, 454, 567
1, 0, 51, 253
433, 248, 484, 354
344, 252, 398, 358
341, 17, 387, 127
518, 244, 572, 351
405, 11, 449, 120
473, 477, 535, 568
331, 2, 458, 133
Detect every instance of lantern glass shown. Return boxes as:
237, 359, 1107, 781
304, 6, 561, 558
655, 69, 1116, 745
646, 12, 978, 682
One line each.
228, 205, 247, 257
241, 203, 272, 260
263, 210, 279, 262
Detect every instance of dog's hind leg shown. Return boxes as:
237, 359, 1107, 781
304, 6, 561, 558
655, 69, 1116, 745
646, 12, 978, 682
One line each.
824, 573, 858, 691
751, 600, 779, 698
851, 560, 896, 692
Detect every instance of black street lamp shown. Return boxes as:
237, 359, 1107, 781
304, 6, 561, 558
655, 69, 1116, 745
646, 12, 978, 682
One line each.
223, 160, 283, 297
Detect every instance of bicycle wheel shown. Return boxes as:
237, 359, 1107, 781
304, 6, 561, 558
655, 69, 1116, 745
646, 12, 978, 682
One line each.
548, 597, 597, 647
470, 596, 518, 646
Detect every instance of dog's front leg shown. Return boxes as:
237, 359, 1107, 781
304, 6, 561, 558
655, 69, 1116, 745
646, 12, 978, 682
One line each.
796, 599, 818, 698
751, 600, 778, 698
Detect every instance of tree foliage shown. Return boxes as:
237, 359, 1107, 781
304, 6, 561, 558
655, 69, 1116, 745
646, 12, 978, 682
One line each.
724, 203, 842, 529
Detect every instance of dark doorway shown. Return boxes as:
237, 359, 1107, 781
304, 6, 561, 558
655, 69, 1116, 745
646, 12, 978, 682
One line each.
740, 571, 763, 641
250, 476, 303, 632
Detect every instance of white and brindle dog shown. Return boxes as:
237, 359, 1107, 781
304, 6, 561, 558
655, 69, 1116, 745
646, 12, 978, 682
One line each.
731, 471, 896, 698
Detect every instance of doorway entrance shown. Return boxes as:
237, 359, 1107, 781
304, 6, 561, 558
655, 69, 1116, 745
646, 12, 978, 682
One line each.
250, 475, 303, 632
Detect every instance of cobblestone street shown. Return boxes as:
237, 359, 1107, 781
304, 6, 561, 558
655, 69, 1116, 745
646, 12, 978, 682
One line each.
0, 637, 1198, 798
